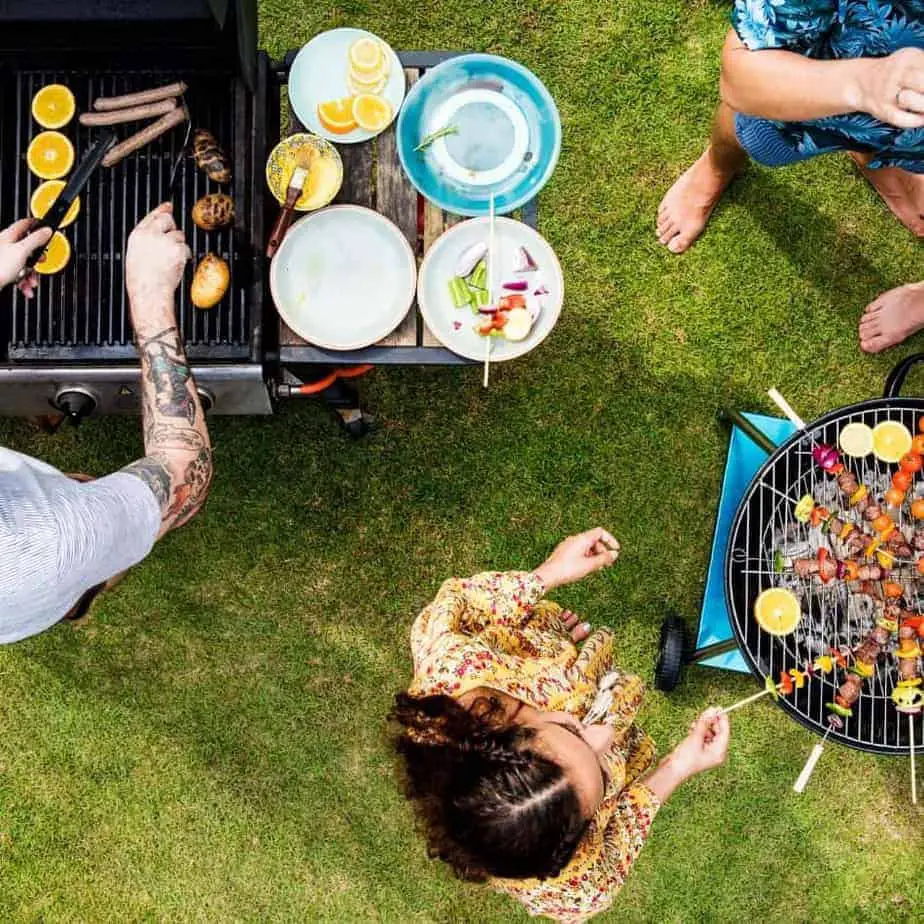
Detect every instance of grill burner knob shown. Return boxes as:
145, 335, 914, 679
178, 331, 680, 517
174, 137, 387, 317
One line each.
52, 387, 98, 426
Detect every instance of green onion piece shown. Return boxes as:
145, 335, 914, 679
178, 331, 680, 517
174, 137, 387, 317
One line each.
415, 124, 459, 152
448, 276, 472, 308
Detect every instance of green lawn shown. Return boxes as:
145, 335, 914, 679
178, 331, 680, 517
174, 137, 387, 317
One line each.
2, 2, 924, 921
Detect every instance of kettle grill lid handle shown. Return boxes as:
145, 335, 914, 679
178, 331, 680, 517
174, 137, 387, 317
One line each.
883, 353, 924, 399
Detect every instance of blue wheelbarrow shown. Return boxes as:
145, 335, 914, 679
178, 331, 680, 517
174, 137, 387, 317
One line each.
654, 409, 796, 690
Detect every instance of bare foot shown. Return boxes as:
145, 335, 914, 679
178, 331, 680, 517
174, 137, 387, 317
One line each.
657, 147, 739, 254
850, 153, 924, 236
858, 282, 924, 353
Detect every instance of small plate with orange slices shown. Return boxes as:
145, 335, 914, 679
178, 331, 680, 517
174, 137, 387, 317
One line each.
288, 28, 405, 143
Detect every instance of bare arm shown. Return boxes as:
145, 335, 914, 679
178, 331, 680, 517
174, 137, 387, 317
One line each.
720, 29, 924, 129
120, 204, 213, 538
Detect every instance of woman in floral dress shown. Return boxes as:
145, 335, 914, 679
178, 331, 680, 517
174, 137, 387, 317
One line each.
392, 528, 730, 922
658, 0, 924, 353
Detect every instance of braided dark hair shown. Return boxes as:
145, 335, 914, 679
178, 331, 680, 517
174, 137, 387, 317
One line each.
391, 692, 588, 882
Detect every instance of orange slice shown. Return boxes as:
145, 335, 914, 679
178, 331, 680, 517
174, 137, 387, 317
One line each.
348, 37, 384, 76
31, 84, 75, 129
352, 94, 393, 132
30, 180, 80, 228
318, 97, 357, 135
34, 231, 71, 275
27, 131, 74, 179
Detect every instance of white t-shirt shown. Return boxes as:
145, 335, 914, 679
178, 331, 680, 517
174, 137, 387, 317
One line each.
0, 447, 161, 643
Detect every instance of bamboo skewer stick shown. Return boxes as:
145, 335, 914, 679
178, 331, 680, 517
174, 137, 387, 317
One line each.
910, 716, 917, 805
720, 687, 774, 715
793, 724, 833, 794
483, 194, 495, 390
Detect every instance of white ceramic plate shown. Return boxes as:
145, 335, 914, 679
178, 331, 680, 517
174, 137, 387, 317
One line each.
288, 28, 406, 144
417, 217, 563, 361
270, 206, 417, 351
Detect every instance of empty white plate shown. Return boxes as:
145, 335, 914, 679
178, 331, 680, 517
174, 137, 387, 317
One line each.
417, 217, 563, 361
270, 206, 417, 351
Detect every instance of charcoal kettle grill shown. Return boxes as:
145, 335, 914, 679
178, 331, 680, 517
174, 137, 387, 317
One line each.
659, 356, 924, 757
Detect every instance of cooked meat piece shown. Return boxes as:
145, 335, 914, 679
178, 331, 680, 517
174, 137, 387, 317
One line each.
794, 558, 820, 577
93, 81, 187, 111
898, 659, 921, 682
899, 625, 917, 642
884, 602, 903, 621
102, 108, 187, 167
855, 640, 881, 664
838, 677, 864, 706
828, 516, 845, 535
871, 625, 892, 646
79, 99, 177, 126
858, 564, 885, 581
846, 533, 867, 556
913, 530, 924, 551
837, 471, 860, 496
864, 503, 882, 522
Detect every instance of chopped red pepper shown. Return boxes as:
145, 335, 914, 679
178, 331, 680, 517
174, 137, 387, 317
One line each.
829, 647, 848, 669
778, 671, 795, 696
835, 693, 851, 709
498, 294, 526, 311
818, 548, 831, 583
809, 505, 830, 527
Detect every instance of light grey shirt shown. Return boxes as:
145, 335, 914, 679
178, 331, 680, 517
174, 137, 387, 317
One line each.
0, 447, 160, 643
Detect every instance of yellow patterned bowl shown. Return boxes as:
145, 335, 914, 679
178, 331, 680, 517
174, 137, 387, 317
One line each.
265, 133, 343, 212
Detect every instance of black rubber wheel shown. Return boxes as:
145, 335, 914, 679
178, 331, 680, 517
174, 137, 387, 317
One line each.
654, 614, 688, 692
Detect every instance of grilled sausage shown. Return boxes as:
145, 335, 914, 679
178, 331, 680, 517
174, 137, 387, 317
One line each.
79, 98, 177, 126
93, 81, 187, 112
192, 129, 231, 184
191, 193, 235, 231
102, 108, 187, 167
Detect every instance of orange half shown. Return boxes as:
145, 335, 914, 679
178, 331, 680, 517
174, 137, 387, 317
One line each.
30, 180, 80, 228
32, 84, 76, 129
34, 231, 71, 275
318, 97, 357, 135
27, 131, 75, 179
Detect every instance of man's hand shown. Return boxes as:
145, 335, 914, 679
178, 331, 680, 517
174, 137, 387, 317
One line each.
125, 203, 191, 323
534, 528, 621, 591
0, 219, 53, 298
853, 48, 924, 128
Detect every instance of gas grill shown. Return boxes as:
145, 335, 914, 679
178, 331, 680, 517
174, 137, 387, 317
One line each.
0, 0, 273, 416
725, 360, 924, 755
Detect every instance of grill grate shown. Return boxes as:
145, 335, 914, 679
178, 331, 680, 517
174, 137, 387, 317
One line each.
726, 398, 924, 754
4, 68, 250, 361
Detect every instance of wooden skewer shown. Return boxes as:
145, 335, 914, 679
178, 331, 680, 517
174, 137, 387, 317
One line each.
908, 715, 917, 804
483, 193, 495, 390
768, 387, 807, 430
720, 687, 774, 715
793, 724, 833, 794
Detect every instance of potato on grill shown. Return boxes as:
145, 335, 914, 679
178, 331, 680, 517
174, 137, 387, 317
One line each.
191, 193, 234, 231
191, 254, 230, 309
192, 129, 231, 184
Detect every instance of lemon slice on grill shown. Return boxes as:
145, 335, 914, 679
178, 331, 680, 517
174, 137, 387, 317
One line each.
872, 421, 912, 463
838, 422, 873, 458
754, 588, 801, 636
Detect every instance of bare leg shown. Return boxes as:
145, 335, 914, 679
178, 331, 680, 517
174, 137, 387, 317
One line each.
657, 102, 748, 254
858, 282, 924, 353
848, 153, 924, 237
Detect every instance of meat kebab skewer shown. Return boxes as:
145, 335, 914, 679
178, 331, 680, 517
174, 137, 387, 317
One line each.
892, 614, 924, 804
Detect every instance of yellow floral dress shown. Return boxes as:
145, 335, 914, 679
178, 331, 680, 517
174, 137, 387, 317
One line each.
408, 571, 660, 922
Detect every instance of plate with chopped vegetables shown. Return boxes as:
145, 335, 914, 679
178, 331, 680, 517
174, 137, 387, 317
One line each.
417, 217, 563, 361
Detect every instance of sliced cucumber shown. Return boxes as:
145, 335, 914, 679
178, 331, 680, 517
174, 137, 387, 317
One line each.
448, 276, 471, 308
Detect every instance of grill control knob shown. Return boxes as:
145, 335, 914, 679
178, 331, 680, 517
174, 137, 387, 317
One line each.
52, 387, 98, 425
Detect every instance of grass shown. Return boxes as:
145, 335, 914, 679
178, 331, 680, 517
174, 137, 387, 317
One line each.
2, 1, 924, 920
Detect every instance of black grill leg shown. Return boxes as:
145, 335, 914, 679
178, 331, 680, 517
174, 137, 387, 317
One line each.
321, 378, 370, 439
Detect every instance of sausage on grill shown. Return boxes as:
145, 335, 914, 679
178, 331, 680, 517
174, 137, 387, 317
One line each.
79, 99, 177, 126
93, 81, 187, 112
102, 107, 187, 167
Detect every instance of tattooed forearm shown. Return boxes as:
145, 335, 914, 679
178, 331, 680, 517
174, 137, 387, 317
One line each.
122, 315, 212, 537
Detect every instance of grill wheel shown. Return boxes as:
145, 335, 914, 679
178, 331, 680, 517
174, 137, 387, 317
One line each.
725, 363, 924, 755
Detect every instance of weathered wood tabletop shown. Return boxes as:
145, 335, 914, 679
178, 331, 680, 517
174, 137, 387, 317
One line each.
277, 51, 537, 367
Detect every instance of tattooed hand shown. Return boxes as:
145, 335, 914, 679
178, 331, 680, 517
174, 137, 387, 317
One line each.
125, 202, 191, 313
0, 219, 53, 297
122, 203, 212, 538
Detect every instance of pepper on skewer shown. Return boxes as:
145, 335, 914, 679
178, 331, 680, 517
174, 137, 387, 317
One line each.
826, 624, 893, 718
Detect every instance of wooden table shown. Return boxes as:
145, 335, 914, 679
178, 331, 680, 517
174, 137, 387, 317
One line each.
275, 51, 538, 369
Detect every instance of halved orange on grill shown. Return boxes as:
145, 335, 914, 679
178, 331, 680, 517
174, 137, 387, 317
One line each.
317, 96, 357, 135
34, 231, 71, 275
27, 131, 74, 179
30, 180, 80, 228
31, 84, 76, 129
753, 587, 801, 637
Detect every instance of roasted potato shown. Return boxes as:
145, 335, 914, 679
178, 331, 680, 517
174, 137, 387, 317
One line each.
191, 254, 230, 309
192, 193, 234, 231
192, 129, 231, 184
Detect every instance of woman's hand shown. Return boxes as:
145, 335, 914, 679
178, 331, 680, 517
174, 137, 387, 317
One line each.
534, 528, 620, 591
644, 708, 731, 803
852, 48, 924, 128
0, 219, 53, 298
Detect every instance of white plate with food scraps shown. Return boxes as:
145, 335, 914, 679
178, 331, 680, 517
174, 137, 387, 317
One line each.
270, 205, 417, 350
288, 27, 406, 144
417, 217, 563, 361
